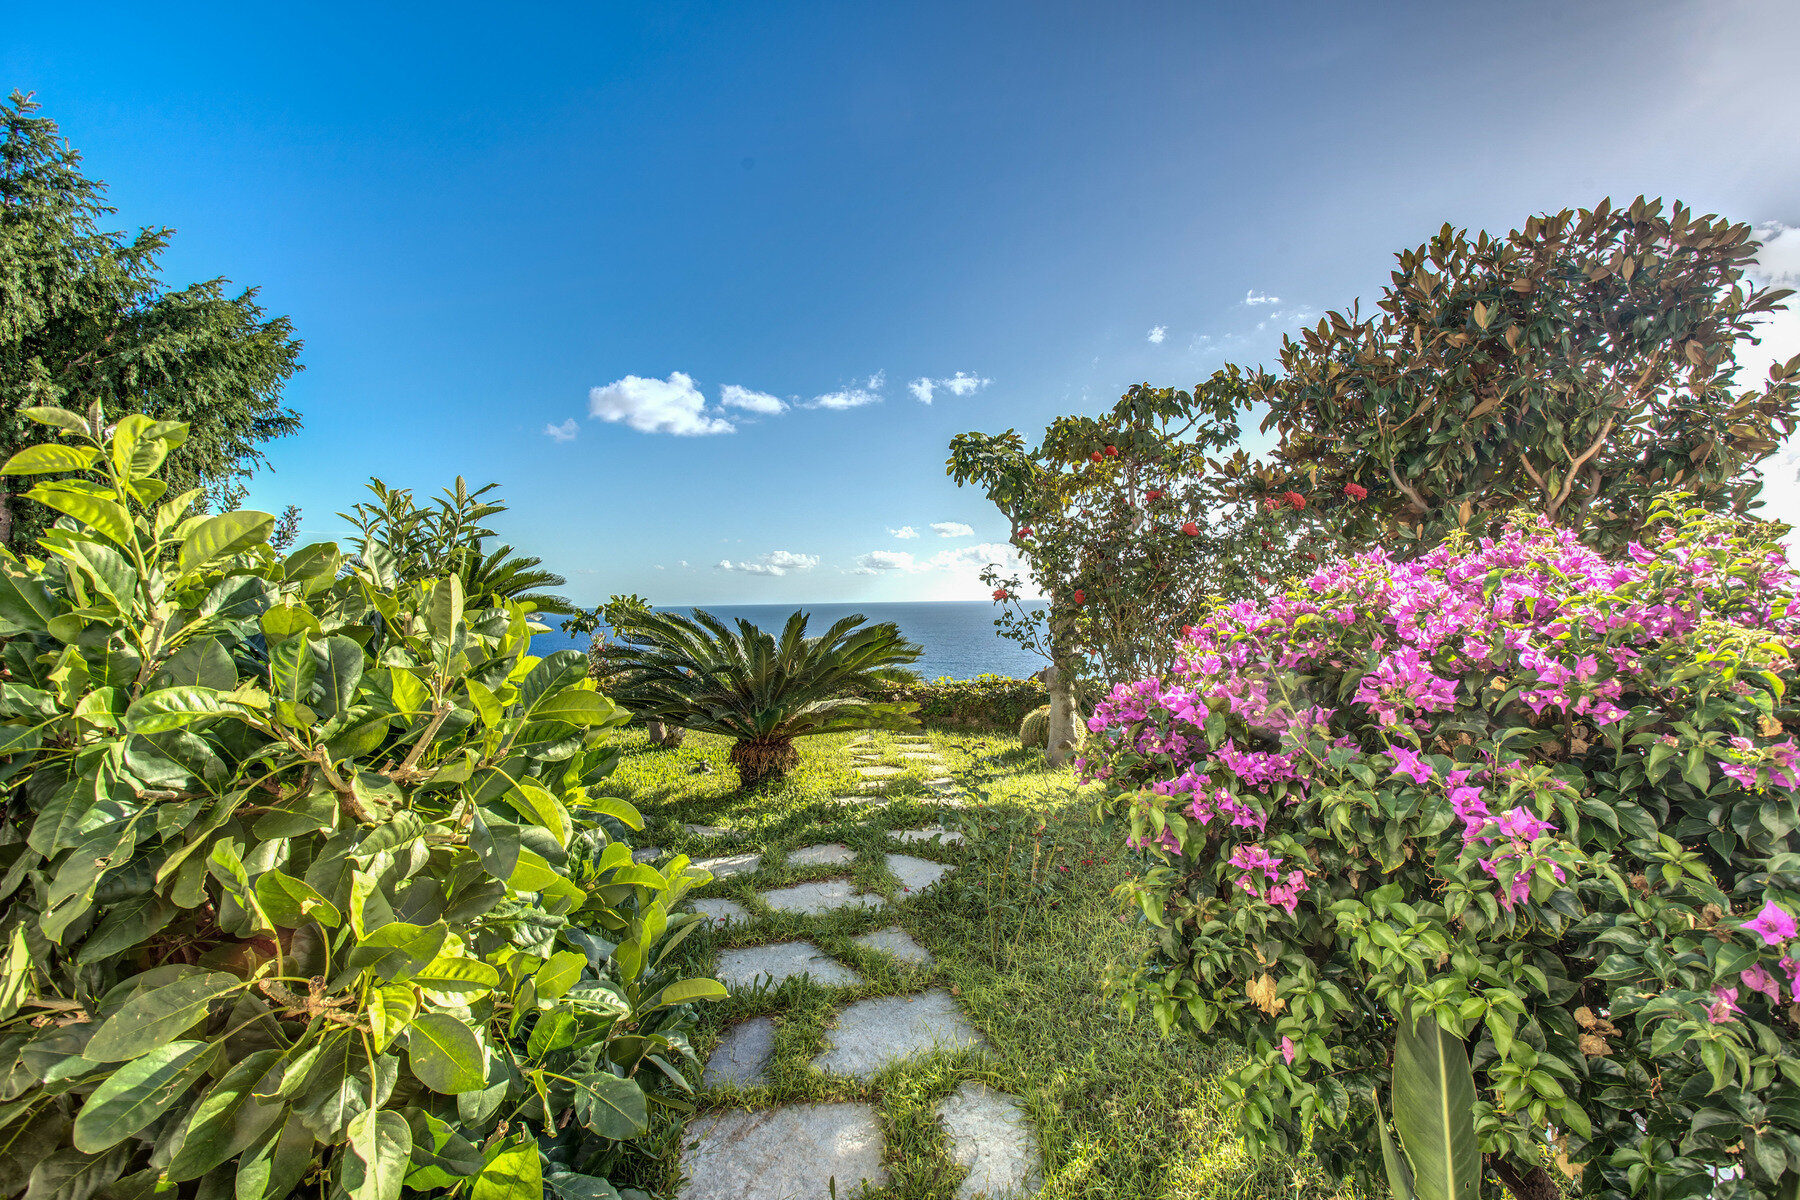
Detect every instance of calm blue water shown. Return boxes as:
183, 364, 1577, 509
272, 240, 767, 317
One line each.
531, 601, 1048, 681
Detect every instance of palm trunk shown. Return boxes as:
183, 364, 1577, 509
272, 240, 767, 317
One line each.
730, 736, 798, 786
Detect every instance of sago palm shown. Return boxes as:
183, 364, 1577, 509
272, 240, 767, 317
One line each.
607, 609, 923, 785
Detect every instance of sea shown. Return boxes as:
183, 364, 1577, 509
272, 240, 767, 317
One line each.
530, 600, 1048, 682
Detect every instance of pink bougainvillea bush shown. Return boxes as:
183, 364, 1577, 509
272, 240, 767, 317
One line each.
1083, 499, 1800, 1199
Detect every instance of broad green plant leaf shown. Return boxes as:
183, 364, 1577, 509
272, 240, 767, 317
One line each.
163, 1048, 284, 1180
123, 686, 238, 736
177, 510, 275, 573
368, 984, 417, 1052
406, 1012, 487, 1094
571, 1071, 647, 1139
19, 405, 91, 436
1391, 1015, 1480, 1200
254, 869, 343, 928
530, 687, 620, 727
84, 971, 243, 1061
27, 482, 133, 547
1377, 1098, 1416, 1200
71, 1039, 215, 1151
343, 1108, 412, 1200
472, 1137, 542, 1200
0, 444, 99, 475
234, 1112, 314, 1200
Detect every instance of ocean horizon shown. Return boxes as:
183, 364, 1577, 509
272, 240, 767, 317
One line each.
530, 599, 1049, 681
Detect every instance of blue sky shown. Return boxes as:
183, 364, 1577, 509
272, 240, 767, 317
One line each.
8, 2, 1800, 605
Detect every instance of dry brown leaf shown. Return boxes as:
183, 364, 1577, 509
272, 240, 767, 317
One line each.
1245, 973, 1285, 1016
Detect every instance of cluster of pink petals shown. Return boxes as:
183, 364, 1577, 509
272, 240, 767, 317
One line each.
1712, 901, 1800, 1023
1227, 844, 1310, 914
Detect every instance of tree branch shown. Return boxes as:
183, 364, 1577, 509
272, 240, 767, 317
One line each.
1384, 459, 1430, 516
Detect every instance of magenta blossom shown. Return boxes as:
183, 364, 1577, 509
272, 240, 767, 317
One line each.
1741, 963, 1782, 1004
1707, 985, 1741, 1024
1745, 901, 1799, 947
1280, 1037, 1297, 1065
1387, 745, 1434, 785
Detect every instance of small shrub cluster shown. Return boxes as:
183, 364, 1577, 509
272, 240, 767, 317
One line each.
1083, 500, 1800, 1198
854, 673, 1047, 730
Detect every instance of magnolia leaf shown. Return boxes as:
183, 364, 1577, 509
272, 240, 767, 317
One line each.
412, 954, 501, 996
162, 1048, 284, 1180
533, 950, 586, 1000
406, 1012, 487, 1094
570, 1071, 647, 1140
343, 1109, 411, 1200
471, 1137, 542, 1200
254, 869, 342, 929
368, 984, 417, 1052
19, 406, 91, 436
123, 686, 239, 736
177, 511, 275, 573
85, 972, 242, 1061
427, 575, 464, 645
579, 794, 644, 832
645, 977, 727, 1011
0, 444, 99, 476
529, 688, 620, 728
234, 1112, 315, 1200
27, 483, 133, 547
71, 1039, 215, 1151
504, 783, 571, 848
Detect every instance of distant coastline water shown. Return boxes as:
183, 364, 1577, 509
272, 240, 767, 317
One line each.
530, 600, 1048, 681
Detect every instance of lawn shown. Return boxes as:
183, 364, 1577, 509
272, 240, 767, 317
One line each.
595, 725, 1350, 1199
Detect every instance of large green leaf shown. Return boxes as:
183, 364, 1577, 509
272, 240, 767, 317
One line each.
152, 638, 236, 692
1377, 1096, 1416, 1200
70, 1039, 215, 1151
471, 1137, 542, 1200
0, 444, 99, 476
177, 511, 275, 573
412, 954, 500, 997
26, 482, 132, 547
84, 972, 242, 1061
646, 978, 727, 1011
1391, 1015, 1481, 1200
162, 1049, 284, 1180
313, 636, 365, 720
529, 688, 620, 728
406, 1012, 487, 1094
122, 686, 238, 736
343, 1109, 411, 1200
234, 1112, 315, 1200
570, 1071, 647, 1140
254, 869, 342, 929
427, 575, 464, 645
23, 1144, 132, 1200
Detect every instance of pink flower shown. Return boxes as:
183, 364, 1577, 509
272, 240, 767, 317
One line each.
1744, 901, 1799, 947
1344, 482, 1367, 501
1280, 1036, 1297, 1064
1495, 806, 1555, 842
1387, 745, 1434, 785
1741, 963, 1782, 1003
1707, 985, 1741, 1024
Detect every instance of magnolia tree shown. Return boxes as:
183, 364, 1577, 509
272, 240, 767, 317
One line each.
948, 373, 1302, 763
1082, 499, 1800, 1198
1234, 197, 1800, 553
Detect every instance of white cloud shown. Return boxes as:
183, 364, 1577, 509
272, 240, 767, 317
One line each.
543, 418, 578, 442
678, 560, 689, 567
715, 550, 819, 577
720, 384, 787, 415
908, 371, 990, 404
588, 372, 734, 436
1756, 223, 1800, 287
811, 371, 886, 410
654, 564, 665, 570
924, 541, 1023, 573
1147, 325, 1167, 344
854, 550, 916, 573
931, 521, 974, 538
1243, 290, 1281, 306
889, 525, 919, 539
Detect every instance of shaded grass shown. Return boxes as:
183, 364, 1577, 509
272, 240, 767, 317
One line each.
601, 726, 1351, 1199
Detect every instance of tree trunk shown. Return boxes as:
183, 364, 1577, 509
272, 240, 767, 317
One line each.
1487, 1155, 1560, 1200
729, 737, 798, 787
646, 720, 686, 748
1042, 664, 1080, 769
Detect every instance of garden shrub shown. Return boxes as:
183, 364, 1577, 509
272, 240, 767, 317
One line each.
854, 673, 1047, 730
0, 407, 720, 1200
1085, 498, 1800, 1198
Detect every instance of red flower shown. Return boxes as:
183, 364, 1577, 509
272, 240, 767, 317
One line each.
1283, 490, 1307, 510
1073, 589, 1086, 604
992, 588, 1010, 601
1344, 481, 1368, 501
1104, 445, 1118, 457
1019, 525, 1033, 537
1263, 497, 1279, 512
1090, 451, 1102, 462
1146, 489, 1163, 502
1181, 522, 1199, 536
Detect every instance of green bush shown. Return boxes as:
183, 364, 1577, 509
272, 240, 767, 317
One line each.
1019, 705, 1050, 748
1084, 504, 1800, 1199
0, 406, 721, 1200
854, 673, 1048, 730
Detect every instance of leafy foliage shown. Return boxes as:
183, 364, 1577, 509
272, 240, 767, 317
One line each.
0, 93, 303, 550
605, 609, 922, 785
1083, 500, 1800, 1198
1250, 197, 1800, 553
0, 405, 720, 1200
846, 673, 1047, 732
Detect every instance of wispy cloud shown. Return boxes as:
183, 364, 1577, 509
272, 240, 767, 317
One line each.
716, 550, 820, 577
543, 418, 579, 442
588, 372, 734, 436
1755, 222, 1800, 287
930, 521, 973, 538
908, 371, 991, 404
811, 371, 886, 410
853, 550, 915, 575
1147, 325, 1167, 344
720, 384, 788, 415
889, 525, 919, 539
1243, 290, 1281, 306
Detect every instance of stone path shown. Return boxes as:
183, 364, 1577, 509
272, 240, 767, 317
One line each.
679, 733, 1042, 1198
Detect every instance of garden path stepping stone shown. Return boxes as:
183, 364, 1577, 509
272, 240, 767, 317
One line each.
702, 1016, 776, 1087
938, 1083, 1043, 1199
856, 764, 904, 778
685, 824, 726, 837
631, 846, 663, 863
694, 852, 760, 879
788, 842, 856, 866
715, 941, 862, 988
691, 898, 748, 927
811, 989, 987, 1078
901, 751, 944, 760
897, 826, 964, 846
760, 878, 886, 915
852, 926, 933, 965
678, 1102, 888, 1200
887, 853, 955, 891
831, 795, 889, 810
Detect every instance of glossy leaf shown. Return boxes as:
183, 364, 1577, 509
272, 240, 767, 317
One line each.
1391, 1016, 1480, 1200
406, 1012, 487, 1094
471, 1137, 541, 1200
0, 444, 99, 476
85, 972, 242, 1061
71, 1039, 214, 1151
177, 511, 276, 573
343, 1108, 411, 1200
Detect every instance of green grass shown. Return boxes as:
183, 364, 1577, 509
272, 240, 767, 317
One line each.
601, 725, 1350, 1199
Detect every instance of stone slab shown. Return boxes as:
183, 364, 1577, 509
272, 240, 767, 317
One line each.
691, 898, 749, 928
715, 940, 862, 989
679, 1103, 888, 1200
695, 853, 761, 879
852, 926, 933, 965
632, 846, 663, 864
812, 989, 987, 1079
939, 1083, 1043, 1199
760, 878, 886, 915
685, 824, 727, 837
900, 751, 944, 760
897, 826, 964, 847
887, 853, 955, 892
831, 795, 890, 810
856, 764, 904, 778
788, 843, 856, 867
703, 1016, 776, 1088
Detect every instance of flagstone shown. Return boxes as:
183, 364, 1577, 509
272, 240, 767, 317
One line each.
685, 824, 727, 837
787, 842, 856, 867
631, 846, 663, 863
856, 764, 904, 778
714, 940, 862, 988
678, 1102, 888, 1200
887, 853, 955, 891
897, 826, 964, 847
690, 898, 748, 928
702, 1016, 777, 1088
760, 878, 886, 915
811, 989, 986, 1079
939, 1083, 1043, 1199
694, 852, 761, 879
851, 925, 933, 965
